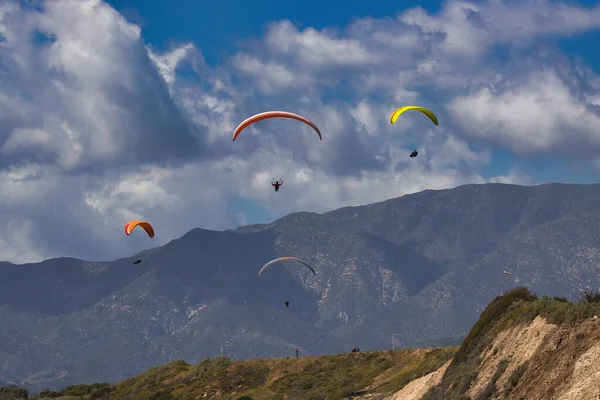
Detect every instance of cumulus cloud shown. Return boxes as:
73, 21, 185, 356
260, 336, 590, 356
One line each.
447, 70, 600, 157
0, 0, 201, 173
400, 0, 600, 58
148, 43, 203, 86
232, 54, 305, 94
0, 0, 597, 263
489, 168, 534, 185
265, 20, 381, 68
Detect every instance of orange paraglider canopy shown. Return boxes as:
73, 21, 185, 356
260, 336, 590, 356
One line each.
232, 111, 322, 141
124, 220, 155, 238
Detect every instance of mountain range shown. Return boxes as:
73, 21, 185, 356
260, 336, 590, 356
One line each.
2, 182, 600, 392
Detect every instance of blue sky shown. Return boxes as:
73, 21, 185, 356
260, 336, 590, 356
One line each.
0, 0, 600, 262
105, 0, 600, 72
106, 0, 442, 65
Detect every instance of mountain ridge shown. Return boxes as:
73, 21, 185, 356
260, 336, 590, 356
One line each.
2, 182, 600, 392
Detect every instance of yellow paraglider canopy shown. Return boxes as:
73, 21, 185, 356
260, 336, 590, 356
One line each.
390, 106, 439, 126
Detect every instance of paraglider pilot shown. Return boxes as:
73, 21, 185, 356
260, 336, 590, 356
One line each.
410, 149, 418, 158
272, 179, 283, 192
284, 300, 290, 308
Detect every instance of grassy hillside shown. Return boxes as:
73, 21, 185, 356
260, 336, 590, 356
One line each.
16, 347, 454, 400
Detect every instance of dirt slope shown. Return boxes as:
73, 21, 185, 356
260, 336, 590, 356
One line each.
386, 360, 450, 400
423, 288, 600, 400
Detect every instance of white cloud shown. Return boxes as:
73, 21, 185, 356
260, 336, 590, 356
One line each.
350, 101, 380, 136
400, 0, 600, 58
85, 167, 183, 218
232, 54, 304, 94
0, 0, 598, 263
489, 168, 533, 185
0, 0, 199, 172
428, 135, 491, 169
0, 218, 47, 263
148, 42, 203, 85
265, 20, 380, 68
447, 70, 600, 155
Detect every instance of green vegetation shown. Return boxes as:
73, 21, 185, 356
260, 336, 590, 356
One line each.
27, 383, 111, 400
513, 290, 600, 326
32, 349, 455, 400
578, 288, 600, 303
0, 385, 28, 399
38, 383, 110, 399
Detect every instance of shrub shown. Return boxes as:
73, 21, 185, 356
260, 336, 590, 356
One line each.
578, 288, 600, 303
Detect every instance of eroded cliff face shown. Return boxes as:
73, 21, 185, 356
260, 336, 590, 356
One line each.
386, 360, 451, 400
483, 315, 600, 400
416, 314, 600, 400
467, 315, 557, 399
